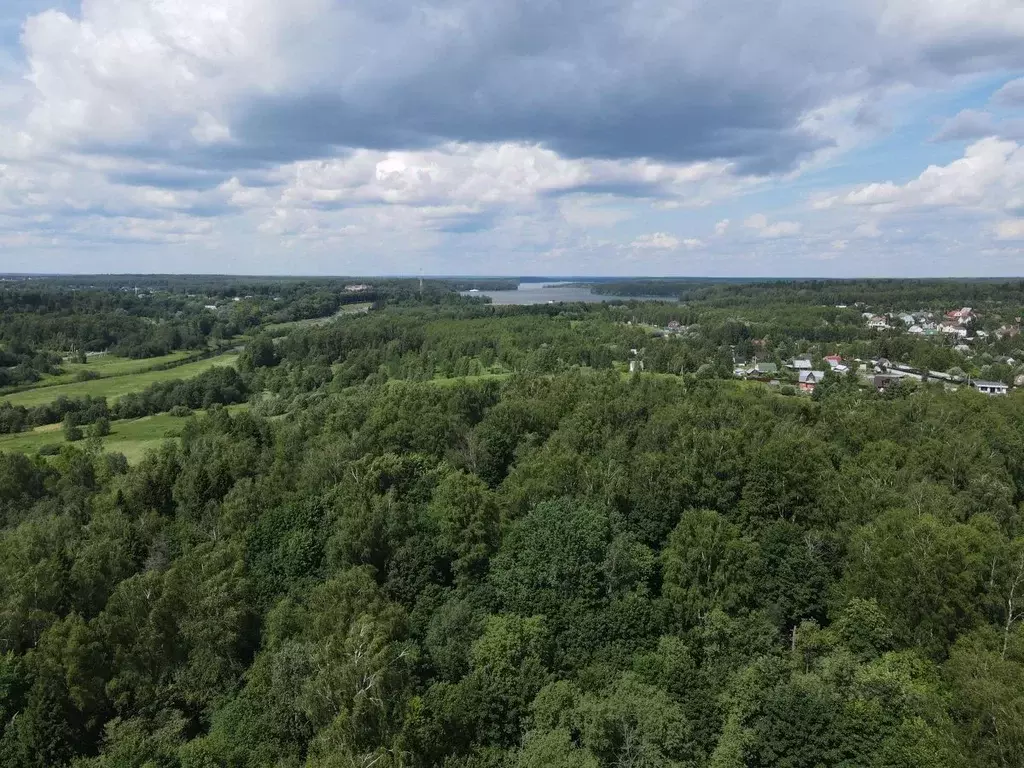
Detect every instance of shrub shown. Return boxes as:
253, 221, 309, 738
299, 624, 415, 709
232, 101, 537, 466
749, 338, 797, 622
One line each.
62, 416, 83, 442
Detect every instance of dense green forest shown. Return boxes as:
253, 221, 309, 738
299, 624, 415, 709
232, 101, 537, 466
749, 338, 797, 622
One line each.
3, 277, 1024, 766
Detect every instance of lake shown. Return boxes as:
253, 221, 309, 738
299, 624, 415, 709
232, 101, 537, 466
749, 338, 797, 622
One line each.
462, 282, 639, 305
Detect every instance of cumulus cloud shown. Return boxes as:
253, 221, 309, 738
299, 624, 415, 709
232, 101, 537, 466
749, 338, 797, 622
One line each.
9, 0, 1024, 177
744, 213, 802, 238
2, 0, 1024, 271
838, 137, 1024, 212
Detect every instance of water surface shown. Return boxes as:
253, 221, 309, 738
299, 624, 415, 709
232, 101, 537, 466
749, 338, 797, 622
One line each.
462, 282, 638, 305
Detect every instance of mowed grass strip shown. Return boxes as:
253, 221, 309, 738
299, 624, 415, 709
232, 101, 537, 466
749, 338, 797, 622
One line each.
2, 352, 240, 407
11, 351, 197, 391
58, 351, 195, 379
264, 302, 373, 334
0, 405, 250, 463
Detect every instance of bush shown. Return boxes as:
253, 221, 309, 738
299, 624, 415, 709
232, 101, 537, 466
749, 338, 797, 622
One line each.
89, 417, 111, 438
74, 370, 101, 382
37, 443, 62, 456
169, 405, 194, 418
62, 416, 83, 442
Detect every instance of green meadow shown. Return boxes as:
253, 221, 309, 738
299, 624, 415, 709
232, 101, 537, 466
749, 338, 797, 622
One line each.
0, 350, 196, 396
0, 405, 249, 463
1, 352, 240, 408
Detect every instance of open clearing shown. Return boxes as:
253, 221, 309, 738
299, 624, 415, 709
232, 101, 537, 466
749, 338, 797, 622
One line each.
1, 352, 240, 407
0, 405, 250, 463
0, 350, 196, 396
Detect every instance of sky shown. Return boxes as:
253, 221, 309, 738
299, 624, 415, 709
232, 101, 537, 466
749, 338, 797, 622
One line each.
0, 1, 1022, 277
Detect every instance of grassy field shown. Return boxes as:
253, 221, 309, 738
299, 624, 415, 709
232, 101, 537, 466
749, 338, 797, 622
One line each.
2, 352, 240, 408
0, 413, 187, 463
0, 351, 197, 396
264, 303, 372, 334
0, 405, 250, 463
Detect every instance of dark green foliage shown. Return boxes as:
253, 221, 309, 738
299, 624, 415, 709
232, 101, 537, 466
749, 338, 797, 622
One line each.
2, 281, 1024, 767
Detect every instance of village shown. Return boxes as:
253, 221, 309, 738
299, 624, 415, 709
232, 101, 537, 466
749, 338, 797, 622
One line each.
635, 304, 1022, 397
723, 304, 1021, 396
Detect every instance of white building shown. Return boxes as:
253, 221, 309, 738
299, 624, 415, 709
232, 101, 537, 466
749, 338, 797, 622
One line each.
867, 316, 890, 330
972, 380, 1009, 396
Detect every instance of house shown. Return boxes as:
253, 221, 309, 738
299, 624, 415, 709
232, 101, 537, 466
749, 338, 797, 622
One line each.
946, 307, 973, 324
798, 370, 826, 393
899, 314, 916, 326
874, 374, 901, 392
940, 324, 968, 338
954, 344, 971, 354
750, 362, 778, 377
823, 355, 847, 372
972, 380, 1008, 396
629, 360, 645, 373
908, 325, 924, 335
345, 284, 371, 292
788, 359, 812, 370
867, 316, 890, 330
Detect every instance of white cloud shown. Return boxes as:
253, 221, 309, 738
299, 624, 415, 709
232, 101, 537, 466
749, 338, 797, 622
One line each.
996, 219, 1024, 240
839, 138, 1024, 213
629, 233, 681, 250
854, 221, 883, 238
744, 213, 802, 238
0, 0, 1023, 273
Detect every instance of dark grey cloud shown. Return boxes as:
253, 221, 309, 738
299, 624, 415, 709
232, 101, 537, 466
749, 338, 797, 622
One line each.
206, 0, 1024, 176
229, 0, 855, 174
932, 109, 1024, 143
430, 210, 500, 234
931, 109, 995, 142
109, 168, 231, 191
10, 0, 1024, 212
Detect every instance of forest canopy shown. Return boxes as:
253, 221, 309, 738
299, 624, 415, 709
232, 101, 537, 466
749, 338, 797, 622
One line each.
2, 276, 1024, 767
